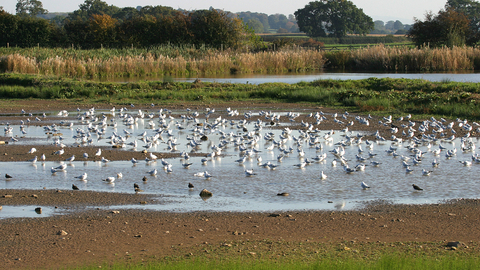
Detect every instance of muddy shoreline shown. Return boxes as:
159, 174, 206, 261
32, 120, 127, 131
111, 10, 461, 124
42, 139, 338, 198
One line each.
1, 190, 480, 269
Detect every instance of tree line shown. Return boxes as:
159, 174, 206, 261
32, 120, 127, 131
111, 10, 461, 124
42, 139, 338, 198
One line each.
0, 0, 257, 49
409, 0, 480, 47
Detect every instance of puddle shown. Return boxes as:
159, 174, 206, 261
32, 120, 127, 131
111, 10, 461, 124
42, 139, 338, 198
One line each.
0, 205, 64, 219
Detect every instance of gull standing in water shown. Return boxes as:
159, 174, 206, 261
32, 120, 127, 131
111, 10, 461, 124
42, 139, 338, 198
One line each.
245, 169, 257, 176
74, 172, 88, 181
422, 169, 432, 176
320, 171, 327, 180
361, 181, 370, 189
147, 169, 158, 176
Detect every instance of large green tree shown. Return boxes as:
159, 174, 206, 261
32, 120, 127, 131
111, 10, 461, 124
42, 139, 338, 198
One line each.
67, 0, 120, 21
188, 9, 248, 48
294, 0, 374, 38
15, 0, 47, 17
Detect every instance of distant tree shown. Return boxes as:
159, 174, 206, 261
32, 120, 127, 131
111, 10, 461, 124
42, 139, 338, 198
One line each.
268, 14, 280, 29
67, 0, 120, 21
393, 20, 404, 30
16, 0, 47, 17
138, 5, 177, 18
278, 14, 288, 28
408, 8, 470, 47
246, 18, 264, 33
294, 0, 374, 38
385, 20, 395, 30
284, 21, 297, 32
237, 12, 269, 32
374, 20, 385, 30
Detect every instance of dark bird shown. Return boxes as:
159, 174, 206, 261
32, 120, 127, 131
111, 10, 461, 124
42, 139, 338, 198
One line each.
134, 183, 143, 192
412, 184, 423, 191
188, 182, 194, 189
5, 174, 12, 179
72, 184, 79, 190
142, 176, 148, 182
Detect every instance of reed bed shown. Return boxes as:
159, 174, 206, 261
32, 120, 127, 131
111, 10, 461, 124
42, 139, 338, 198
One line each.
0, 48, 325, 78
2, 45, 480, 78
348, 45, 480, 71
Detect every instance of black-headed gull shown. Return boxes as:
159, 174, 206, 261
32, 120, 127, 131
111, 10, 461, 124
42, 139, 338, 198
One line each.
74, 172, 88, 181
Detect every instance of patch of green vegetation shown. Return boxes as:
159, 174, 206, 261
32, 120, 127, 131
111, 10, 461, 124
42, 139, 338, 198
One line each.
76, 240, 480, 270
1, 73, 479, 120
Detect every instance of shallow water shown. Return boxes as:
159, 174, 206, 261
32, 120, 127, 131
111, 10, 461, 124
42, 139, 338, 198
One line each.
98, 71, 480, 84
1, 108, 479, 218
0, 205, 62, 219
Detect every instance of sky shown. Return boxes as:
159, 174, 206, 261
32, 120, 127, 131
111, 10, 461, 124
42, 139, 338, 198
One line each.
2, 0, 449, 24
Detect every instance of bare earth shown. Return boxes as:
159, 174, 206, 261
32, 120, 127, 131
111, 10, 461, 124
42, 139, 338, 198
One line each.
0, 100, 479, 269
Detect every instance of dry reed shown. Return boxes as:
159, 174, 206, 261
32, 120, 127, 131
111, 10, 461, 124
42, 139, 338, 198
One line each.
351, 44, 477, 71
2, 45, 479, 78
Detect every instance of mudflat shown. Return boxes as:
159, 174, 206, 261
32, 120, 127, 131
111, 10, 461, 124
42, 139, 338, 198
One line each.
0, 100, 479, 269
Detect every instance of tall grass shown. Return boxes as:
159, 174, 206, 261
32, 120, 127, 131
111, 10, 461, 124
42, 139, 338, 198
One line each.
3, 45, 480, 78
0, 47, 325, 78
327, 44, 480, 71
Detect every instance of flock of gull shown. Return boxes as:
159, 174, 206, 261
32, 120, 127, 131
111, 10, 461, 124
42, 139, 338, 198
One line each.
3, 104, 480, 199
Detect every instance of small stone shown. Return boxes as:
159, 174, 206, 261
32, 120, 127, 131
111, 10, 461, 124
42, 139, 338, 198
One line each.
110, 211, 120, 214
328, 201, 333, 203
134, 235, 142, 238
139, 201, 147, 204
199, 189, 213, 197
35, 207, 42, 214
277, 192, 289, 196
31, 194, 38, 198
268, 213, 281, 217
3, 195, 13, 198
57, 230, 68, 236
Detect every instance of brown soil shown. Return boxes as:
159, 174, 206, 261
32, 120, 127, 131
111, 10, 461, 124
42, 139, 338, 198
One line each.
0, 100, 479, 269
